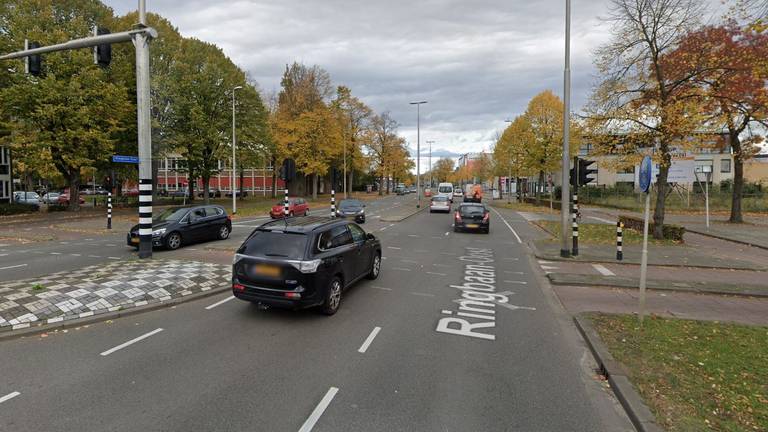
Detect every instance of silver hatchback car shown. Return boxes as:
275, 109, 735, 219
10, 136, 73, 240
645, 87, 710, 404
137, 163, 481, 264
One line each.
429, 195, 451, 213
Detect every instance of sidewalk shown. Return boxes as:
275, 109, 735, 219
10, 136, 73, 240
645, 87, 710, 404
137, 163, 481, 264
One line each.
0, 259, 229, 335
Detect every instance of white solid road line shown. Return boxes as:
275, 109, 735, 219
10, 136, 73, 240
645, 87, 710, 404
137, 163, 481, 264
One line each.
503, 280, 528, 285
589, 216, 615, 224
0, 391, 20, 404
392, 267, 412, 271
592, 264, 616, 276
425, 271, 447, 276
358, 326, 381, 353
205, 295, 236, 310
298, 387, 339, 432
0, 264, 27, 271
371, 286, 392, 291
489, 207, 523, 244
387, 246, 401, 250
100, 328, 164, 356
108, 257, 121, 260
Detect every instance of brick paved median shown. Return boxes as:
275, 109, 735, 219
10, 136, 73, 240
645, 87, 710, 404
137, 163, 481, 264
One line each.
0, 259, 230, 333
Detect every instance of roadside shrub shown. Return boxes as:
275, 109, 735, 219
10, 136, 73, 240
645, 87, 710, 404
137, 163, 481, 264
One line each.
46, 204, 69, 212
0, 203, 39, 216
619, 215, 685, 242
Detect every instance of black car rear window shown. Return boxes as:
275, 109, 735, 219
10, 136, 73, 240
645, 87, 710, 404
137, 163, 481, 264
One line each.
240, 230, 308, 259
460, 205, 485, 216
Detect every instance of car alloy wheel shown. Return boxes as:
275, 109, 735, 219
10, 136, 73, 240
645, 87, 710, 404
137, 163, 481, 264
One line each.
218, 225, 230, 240
321, 277, 342, 315
166, 232, 182, 250
367, 253, 381, 280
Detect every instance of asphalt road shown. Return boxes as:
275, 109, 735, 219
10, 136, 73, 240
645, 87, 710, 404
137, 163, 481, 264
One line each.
0, 194, 633, 431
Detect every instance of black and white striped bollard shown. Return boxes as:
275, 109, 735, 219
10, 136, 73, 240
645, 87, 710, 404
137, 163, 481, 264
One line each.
107, 192, 112, 229
572, 192, 579, 256
138, 179, 153, 259
616, 221, 623, 261
283, 189, 289, 217
331, 189, 336, 218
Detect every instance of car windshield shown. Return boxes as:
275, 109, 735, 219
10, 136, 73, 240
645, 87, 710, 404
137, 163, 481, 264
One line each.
460, 205, 485, 216
154, 208, 188, 222
240, 230, 307, 259
438, 186, 452, 193
339, 200, 362, 209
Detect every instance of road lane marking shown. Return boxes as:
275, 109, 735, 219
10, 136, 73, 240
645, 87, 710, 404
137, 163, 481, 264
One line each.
410, 292, 435, 297
0, 264, 27, 271
444, 231, 450, 236
538, 260, 554, 264
70, 254, 81, 257
407, 234, 419, 237
358, 327, 381, 353
503, 271, 525, 275
425, 271, 446, 276
489, 207, 522, 243
88, 255, 101, 258
387, 246, 401, 250
592, 264, 616, 276
100, 328, 164, 356
50, 252, 61, 255
108, 257, 121, 260
589, 216, 615, 224
371, 286, 392, 291
298, 387, 339, 432
0, 253, 7, 257
0, 391, 20, 404
392, 267, 412, 271
205, 295, 235, 310
503, 280, 528, 285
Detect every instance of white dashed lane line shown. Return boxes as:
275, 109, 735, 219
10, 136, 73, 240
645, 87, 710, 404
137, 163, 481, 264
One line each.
205, 295, 236, 310
392, 267, 412, 271
371, 286, 392, 291
357, 327, 381, 354
0, 264, 27, 271
387, 246, 401, 250
503, 280, 528, 285
100, 328, 164, 357
400, 259, 419, 264
298, 387, 339, 432
49, 252, 61, 255
503, 270, 525, 275
0, 391, 20, 404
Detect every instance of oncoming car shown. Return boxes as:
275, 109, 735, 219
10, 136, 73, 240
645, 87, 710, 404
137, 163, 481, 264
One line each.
232, 217, 382, 315
453, 202, 490, 233
127, 205, 232, 250
336, 199, 366, 223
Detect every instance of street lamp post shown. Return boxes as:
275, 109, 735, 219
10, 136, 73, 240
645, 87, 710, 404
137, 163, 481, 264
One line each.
560, 0, 572, 258
231, 85, 242, 215
426, 140, 435, 187
410, 101, 427, 208
504, 119, 513, 203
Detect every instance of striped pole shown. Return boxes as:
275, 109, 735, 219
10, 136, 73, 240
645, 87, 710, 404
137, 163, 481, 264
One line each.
616, 221, 623, 261
283, 189, 289, 216
331, 189, 336, 218
107, 192, 112, 229
571, 192, 579, 256
138, 179, 153, 258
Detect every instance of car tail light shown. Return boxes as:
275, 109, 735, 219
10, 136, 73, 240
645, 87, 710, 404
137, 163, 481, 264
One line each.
233, 283, 245, 291
284, 292, 301, 299
289, 259, 322, 274
483, 212, 490, 222
454, 211, 461, 222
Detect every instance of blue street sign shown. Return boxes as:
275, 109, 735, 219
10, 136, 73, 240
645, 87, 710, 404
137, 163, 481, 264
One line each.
112, 155, 139, 164
639, 155, 652, 193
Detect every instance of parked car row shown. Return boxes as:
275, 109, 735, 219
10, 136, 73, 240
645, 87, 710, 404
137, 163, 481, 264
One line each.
12, 191, 85, 207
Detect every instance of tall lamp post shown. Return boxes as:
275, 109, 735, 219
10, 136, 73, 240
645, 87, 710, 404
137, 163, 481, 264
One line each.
560, 0, 572, 258
231, 85, 242, 215
426, 140, 435, 187
410, 101, 427, 207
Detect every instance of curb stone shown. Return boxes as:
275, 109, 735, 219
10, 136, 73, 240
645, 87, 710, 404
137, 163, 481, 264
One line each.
573, 314, 664, 432
0, 285, 229, 341
685, 227, 768, 251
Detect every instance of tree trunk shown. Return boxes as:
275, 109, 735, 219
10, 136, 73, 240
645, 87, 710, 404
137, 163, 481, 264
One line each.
536, 170, 544, 204
68, 169, 81, 211
378, 173, 384, 196
312, 173, 318, 200
348, 170, 354, 194
203, 176, 210, 205
187, 177, 195, 202
729, 132, 744, 223
653, 154, 670, 240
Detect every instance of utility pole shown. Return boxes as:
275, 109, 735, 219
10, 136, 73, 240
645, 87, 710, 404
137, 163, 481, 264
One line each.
560, 0, 572, 258
231, 85, 242, 215
426, 140, 435, 187
410, 101, 427, 208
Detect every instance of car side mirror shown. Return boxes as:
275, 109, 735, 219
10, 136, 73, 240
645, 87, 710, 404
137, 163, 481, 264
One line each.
366, 233, 375, 240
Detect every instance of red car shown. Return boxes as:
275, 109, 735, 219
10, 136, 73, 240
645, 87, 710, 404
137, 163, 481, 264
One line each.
57, 193, 85, 206
270, 197, 310, 218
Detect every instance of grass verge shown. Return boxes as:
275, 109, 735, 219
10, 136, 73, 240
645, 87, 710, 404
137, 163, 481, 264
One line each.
534, 220, 678, 245
590, 313, 768, 431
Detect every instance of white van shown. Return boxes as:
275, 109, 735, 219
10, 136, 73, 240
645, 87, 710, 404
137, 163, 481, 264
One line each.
436, 182, 454, 202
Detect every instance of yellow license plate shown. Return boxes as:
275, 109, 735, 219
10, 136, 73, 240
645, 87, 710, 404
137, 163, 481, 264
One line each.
131, 237, 139, 244
254, 264, 281, 277
466, 224, 479, 228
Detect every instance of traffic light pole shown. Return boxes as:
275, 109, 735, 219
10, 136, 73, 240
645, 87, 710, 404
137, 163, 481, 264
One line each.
560, 0, 572, 258
0, 0, 157, 259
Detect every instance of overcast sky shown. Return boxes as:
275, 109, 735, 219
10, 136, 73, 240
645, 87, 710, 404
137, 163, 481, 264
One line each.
105, 0, 735, 170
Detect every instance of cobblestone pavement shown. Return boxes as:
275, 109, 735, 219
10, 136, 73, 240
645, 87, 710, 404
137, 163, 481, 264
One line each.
0, 259, 230, 332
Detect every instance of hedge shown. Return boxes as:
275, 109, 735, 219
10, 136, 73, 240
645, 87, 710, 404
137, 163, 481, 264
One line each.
619, 215, 685, 242
0, 203, 40, 216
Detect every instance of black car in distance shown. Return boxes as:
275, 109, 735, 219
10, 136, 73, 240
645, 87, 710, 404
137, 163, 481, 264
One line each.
127, 205, 232, 250
232, 217, 382, 315
453, 202, 490, 234
336, 199, 366, 223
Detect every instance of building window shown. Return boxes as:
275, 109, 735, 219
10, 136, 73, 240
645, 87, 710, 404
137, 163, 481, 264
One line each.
721, 159, 731, 173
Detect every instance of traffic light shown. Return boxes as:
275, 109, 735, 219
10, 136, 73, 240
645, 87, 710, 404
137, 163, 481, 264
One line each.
95, 27, 112, 67
570, 157, 598, 187
26, 41, 42, 76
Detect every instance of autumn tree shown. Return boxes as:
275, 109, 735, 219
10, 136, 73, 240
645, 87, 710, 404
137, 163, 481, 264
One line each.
586, 0, 705, 239
331, 86, 372, 197
662, 24, 768, 223
364, 112, 400, 195
494, 115, 537, 197
0, 0, 131, 210
432, 158, 455, 183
